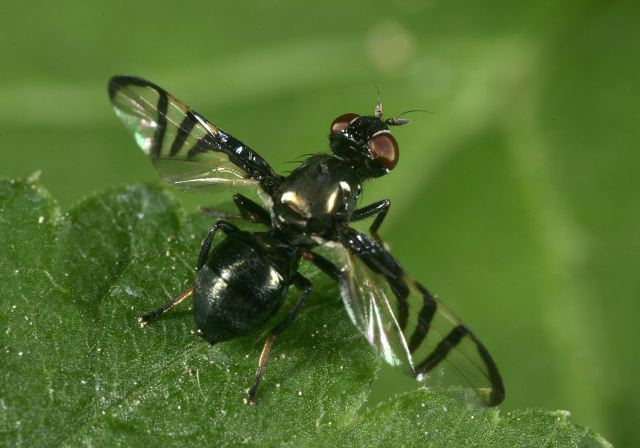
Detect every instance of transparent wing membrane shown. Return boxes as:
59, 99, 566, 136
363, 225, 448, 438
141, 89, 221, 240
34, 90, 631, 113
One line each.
108, 76, 276, 194
332, 231, 504, 406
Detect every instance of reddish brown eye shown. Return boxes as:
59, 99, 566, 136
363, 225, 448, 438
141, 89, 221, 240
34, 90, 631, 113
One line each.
369, 132, 399, 170
330, 113, 359, 133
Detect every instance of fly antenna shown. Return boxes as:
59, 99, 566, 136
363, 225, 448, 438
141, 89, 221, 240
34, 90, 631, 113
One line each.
397, 108, 432, 116
374, 82, 383, 118
385, 108, 432, 126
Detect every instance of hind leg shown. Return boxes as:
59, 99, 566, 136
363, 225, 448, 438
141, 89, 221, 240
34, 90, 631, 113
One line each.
138, 220, 239, 326
245, 273, 313, 404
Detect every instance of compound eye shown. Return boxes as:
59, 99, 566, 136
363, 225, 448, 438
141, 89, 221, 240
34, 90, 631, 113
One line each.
330, 113, 360, 133
369, 132, 399, 170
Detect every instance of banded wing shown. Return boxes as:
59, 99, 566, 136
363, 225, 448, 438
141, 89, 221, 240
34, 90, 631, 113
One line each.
108, 75, 281, 196
336, 229, 504, 406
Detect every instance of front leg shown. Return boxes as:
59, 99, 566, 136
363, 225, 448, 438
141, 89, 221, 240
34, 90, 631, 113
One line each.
350, 199, 390, 245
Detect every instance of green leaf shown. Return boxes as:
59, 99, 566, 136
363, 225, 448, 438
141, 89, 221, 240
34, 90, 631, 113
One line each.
0, 178, 611, 447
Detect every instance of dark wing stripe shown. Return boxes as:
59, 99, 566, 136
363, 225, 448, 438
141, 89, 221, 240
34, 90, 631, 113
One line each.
187, 135, 212, 159
170, 111, 198, 157
416, 325, 468, 374
470, 333, 506, 406
388, 277, 410, 331
150, 90, 169, 158
108, 75, 147, 100
408, 287, 437, 353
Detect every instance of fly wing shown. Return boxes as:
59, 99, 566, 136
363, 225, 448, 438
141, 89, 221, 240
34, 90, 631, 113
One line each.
108, 75, 280, 196
333, 229, 504, 406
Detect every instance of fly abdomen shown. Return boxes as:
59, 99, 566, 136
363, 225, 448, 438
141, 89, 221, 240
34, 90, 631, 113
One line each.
193, 236, 289, 344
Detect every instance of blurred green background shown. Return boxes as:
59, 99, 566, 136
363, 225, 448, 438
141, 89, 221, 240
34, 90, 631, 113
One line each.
1, 0, 638, 445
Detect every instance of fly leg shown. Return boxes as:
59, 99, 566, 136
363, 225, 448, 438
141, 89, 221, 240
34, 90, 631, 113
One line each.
196, 220, 240, 269
246, 273, 313, 404
350, 199, 390, 245
200, 194, 271, 227
138, 288, 193, 327
306, 251, 340, 282
138, 220, 239, 326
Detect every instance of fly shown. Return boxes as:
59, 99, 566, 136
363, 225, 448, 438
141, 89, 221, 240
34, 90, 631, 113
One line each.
108, 75, 505, 406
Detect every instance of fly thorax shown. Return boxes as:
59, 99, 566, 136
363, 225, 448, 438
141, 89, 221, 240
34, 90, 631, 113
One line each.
272, 155, 361, 239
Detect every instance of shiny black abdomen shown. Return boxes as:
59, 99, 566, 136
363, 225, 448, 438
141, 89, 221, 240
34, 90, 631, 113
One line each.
194, 233, 292, 344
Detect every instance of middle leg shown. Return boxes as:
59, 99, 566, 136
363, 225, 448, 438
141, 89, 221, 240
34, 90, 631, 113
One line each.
201, 194, 271, 227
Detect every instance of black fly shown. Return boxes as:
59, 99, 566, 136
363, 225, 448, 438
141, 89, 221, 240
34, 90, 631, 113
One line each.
108, 75, 505, 406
